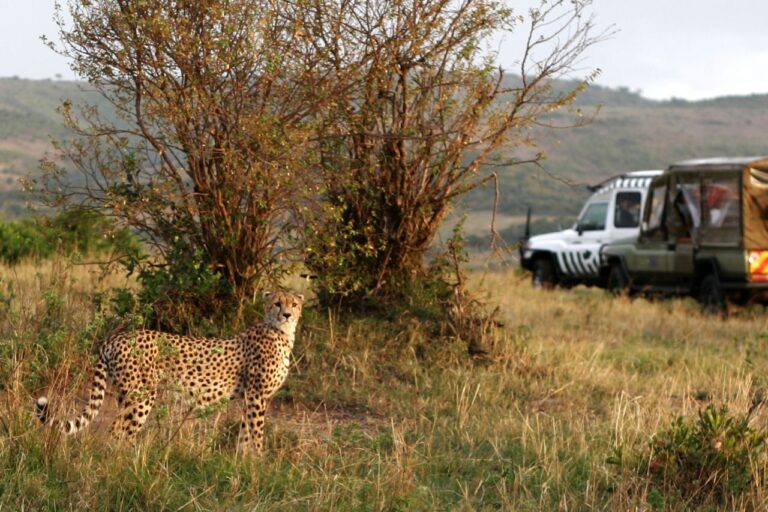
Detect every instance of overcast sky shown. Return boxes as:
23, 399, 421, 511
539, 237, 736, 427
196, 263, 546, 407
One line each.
1, 1, 767, 101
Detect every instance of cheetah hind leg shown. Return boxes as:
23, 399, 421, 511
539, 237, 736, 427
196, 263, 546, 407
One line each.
110, 388, 157, 440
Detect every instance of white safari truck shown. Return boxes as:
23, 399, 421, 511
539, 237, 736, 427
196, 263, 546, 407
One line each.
520, 170, 662, 288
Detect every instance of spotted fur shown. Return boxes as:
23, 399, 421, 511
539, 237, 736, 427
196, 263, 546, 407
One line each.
36, 291, 304, 452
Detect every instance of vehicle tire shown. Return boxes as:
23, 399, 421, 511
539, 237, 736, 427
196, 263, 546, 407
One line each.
532, 258, 557, 289
606, 264, 629, 296
698, 273, 727, 315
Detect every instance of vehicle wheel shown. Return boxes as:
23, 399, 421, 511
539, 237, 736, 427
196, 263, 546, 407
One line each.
607, 264, 629, 296
532, 258, 557, 289
698, 273, 726, 315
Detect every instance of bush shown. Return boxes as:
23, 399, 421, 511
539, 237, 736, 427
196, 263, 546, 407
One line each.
638, 404, 767, 507
307, 219, 501, 359
302, 199, 383, 306
125, 238, 235, 333
41, 210, 140, 258
0, 210, 140, 265
0, 220, 49, 264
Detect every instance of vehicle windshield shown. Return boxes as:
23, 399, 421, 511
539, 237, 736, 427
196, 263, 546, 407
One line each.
577, 202, 608, 231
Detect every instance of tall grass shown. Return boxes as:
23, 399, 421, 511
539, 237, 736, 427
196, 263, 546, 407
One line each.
2, 260, 768, 510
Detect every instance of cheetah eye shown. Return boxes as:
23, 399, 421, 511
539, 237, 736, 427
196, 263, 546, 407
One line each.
274, 302, 281, 308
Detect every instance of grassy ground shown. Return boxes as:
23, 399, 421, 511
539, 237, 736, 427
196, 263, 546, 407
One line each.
2, 259, 768, 510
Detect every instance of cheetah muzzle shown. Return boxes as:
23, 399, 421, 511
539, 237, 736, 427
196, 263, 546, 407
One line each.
36, 291, 304, 453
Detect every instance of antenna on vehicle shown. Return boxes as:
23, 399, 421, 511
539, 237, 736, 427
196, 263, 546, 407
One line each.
524, 205, 531, 239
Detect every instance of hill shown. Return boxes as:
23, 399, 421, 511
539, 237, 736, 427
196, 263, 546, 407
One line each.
0, 78, 108, 216
1, 77, 767, 232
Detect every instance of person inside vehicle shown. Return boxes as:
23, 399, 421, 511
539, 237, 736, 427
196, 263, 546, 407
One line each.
615, 195, 641, 228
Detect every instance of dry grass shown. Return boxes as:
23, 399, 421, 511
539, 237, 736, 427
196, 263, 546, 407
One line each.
3, 260, 768, 510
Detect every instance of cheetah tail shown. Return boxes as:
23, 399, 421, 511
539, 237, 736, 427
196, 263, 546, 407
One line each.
36, 359, 109, 435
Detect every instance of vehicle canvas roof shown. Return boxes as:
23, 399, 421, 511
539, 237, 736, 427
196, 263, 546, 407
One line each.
668, 156, 768, 173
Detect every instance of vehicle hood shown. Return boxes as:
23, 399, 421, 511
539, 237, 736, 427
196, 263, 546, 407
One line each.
527, 228, 577, 244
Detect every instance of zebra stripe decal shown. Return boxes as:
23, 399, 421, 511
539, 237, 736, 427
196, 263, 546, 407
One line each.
559, 252, 571, 275
569, 252, 584, 274
558, 250, 600, 277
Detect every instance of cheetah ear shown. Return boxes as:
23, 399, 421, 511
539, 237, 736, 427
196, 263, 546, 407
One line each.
297, 294, 305, 303
263, 291, 273, 300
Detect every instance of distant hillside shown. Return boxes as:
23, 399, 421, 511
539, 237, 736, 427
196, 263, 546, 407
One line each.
1, 77, 767, 232
0, 78, 107, 216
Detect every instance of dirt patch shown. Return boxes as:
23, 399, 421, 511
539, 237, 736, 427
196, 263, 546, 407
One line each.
270, 400, 387, 439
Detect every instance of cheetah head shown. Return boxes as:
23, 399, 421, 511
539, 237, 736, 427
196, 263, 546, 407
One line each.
263, 291, 304, 336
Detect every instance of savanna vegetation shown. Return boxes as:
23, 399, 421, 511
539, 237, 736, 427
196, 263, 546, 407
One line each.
3, 257, 768, 510
2, 0, 768, 510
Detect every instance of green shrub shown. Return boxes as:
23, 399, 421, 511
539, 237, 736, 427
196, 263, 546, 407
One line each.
0, 210, 140, 265
307, 219, 500, 358
0, 220, 50, 263
639, 404, 767, 506
41, 209, 140, 258
119, 238, 236, 333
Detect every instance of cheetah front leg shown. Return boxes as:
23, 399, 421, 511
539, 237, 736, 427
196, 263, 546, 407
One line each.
238, 392, 268, 454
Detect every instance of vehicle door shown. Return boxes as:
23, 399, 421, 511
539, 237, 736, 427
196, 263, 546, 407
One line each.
560, 200, 609, 277
629, 176, 673, 285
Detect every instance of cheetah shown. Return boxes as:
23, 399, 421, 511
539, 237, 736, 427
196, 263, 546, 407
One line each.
36, 291, 304, 453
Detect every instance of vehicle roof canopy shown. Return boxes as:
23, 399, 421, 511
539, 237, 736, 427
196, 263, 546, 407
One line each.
668, 156, 768, 173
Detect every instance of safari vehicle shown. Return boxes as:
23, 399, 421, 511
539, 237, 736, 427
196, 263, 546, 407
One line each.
520, 170, 662, 288
600, 156, 768, 311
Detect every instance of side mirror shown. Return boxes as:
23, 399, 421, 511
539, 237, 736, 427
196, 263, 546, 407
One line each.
576, 224, 584, 236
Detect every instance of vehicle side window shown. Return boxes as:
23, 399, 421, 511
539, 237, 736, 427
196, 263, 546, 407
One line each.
700, 176, 740, 245
578, 202, 608, 231
678, 182, 702, 228
614, 191, 641, 228
643, 181, 668, 239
